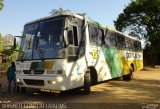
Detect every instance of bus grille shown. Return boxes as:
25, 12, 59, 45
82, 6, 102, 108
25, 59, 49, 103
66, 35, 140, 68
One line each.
23, 70, 44, 74
24, 79, 44, 86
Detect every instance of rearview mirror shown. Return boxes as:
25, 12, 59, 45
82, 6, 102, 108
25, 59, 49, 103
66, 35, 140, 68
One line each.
14, 37, 16, 49
14, 36, 22, 49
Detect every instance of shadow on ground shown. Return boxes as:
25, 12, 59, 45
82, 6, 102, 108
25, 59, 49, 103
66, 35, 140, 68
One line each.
0, 70, 160, 104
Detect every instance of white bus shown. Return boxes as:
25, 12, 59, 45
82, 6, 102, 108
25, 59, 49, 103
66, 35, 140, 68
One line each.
15, 12, 143, 94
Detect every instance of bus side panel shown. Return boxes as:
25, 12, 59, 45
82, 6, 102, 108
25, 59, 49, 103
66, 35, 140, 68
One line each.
118, 51, 143, 75
133, 52, 143, 72
118, 50, 130, 75
94, 49, 112, 82
135, 59, 143, 71
102, 47, 122, 79
66, 57, 87, 90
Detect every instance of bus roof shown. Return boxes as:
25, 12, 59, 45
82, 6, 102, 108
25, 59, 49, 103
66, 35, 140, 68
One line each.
106, 26, 140, 41
25, 12, 140, 42
25, 12, 84, 25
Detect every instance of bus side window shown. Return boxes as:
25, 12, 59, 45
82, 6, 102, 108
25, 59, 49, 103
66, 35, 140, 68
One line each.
68, 25, 78, 46
89, 25, 98, 44
138, 42, 142, 51
110, 34, 116, 47
104, 31, 110, 45
98, 29, 104, 45
73, 26, 78, 46
105, 31, 116, 47
116, 34, 125, 49
130, 40, 134, 50
133, 41, 138, 51
126, 38, 133, 50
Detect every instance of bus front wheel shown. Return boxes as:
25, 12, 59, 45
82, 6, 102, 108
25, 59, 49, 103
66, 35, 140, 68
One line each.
83, 71, 91, 94
17, 86, 26, 93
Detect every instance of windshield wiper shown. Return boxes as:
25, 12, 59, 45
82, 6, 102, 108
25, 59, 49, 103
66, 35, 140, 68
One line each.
38, 46, 45, 61
36, 38, 45, 61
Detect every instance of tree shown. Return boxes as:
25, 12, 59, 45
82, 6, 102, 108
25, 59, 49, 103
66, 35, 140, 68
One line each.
114, 0, 160, 66
0, 0, 3, 11
49, 8, 71, 15
0, 0, 4, 51
0, 33, 2, 52
1, 34, 18, 69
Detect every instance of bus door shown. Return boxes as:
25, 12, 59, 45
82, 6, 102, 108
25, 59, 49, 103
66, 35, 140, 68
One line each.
66, 24, 79, 62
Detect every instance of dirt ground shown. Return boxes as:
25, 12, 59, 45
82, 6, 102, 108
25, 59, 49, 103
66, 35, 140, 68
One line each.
0, 66, 160, 109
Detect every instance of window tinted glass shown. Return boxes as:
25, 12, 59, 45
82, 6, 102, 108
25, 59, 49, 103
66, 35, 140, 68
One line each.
133, 41, 142, 51
37, 19, 64, 49
23, 24, 38, 50
117, 35, 125, 49
89, 25, 98, 44
67, 25, 78, 46
105, 31, 116, 47
98, 29, 104, 45
68, 26, 74, 45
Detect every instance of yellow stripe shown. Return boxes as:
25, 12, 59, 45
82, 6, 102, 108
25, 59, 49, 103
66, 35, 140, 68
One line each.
118, 50, 143, 75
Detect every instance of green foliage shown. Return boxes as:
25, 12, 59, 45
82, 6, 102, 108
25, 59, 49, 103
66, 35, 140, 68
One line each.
114, 0, 160, 66
114, 0, 160, 40
0, 35, 19, 69
0, 33, 2, 52
49, 8, 71, 15
0, 0, 3, 11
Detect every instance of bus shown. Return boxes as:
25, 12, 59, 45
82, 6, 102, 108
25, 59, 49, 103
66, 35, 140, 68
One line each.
15, 12, 143, 94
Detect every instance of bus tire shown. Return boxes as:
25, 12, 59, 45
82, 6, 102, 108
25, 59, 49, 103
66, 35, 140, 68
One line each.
89, 66, 98, 85
16, 85, 20, 93
130, 65, 134, 79
21, 87, 26, 93
83, 71, 91, 94
122, 66, 133, 81
122, 74, 131, 81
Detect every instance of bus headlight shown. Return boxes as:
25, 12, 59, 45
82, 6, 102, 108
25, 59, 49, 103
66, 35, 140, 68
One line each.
16, 79, 21, 82
16, 79, 23, 85
48, 80, 56, 84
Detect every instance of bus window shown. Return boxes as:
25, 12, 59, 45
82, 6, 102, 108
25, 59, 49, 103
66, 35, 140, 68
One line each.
126, 38, 133, 50
116, 34, 125, 49
68, 25, 78, 46
89, 25, 98, 44
98, 29, 104, 45
133, 41, 142, 51
105, 31, 116, 47
73, 26, 78, 46
68, 29, 74, 45
110, 34, 116, 47
133, 41, 138, 51
138, 41, 142, 51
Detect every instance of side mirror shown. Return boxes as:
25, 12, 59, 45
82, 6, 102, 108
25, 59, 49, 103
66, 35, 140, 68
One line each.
62, 41, 68, 48
64, 27, 69, 30
14, 36, 22, 49
14, 37, 16, 49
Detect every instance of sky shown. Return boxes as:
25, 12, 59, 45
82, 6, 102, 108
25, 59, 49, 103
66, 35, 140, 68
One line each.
0, 0, 131, 36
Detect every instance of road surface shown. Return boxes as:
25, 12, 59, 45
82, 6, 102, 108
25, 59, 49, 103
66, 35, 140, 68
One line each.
0, 66, 160, 109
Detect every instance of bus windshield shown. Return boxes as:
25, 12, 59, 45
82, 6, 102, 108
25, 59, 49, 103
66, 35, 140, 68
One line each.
18, 18, 65, 61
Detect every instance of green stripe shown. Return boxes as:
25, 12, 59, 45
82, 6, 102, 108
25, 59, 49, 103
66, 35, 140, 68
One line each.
102, 47, 122, 78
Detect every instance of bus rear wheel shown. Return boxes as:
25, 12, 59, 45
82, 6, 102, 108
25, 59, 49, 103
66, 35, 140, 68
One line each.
122, 66, 133, 81
83, 71, 91, 94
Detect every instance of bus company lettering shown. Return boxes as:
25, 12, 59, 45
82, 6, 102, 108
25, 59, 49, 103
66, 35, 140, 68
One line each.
126, 52, 141, 59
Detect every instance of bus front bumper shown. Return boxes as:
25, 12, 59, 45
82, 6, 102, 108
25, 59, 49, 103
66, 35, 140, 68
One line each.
16, 75, 68, 91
